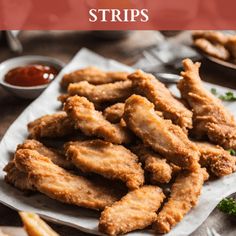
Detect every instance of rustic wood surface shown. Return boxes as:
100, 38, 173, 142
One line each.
0, 31, 236, 236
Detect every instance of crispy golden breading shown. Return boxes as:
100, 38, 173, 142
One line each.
28, 112, 75, 139
123, 95, 200, 170
179, 59, 236, 149
67, 80, 133, 104
4, 161, 35, 191
99, 186, 165, 236
129, 70, 192, 132
57, 94, 70, 104
132, 145, 173, 184
65, 140, 144, 189
19, 212, 59, 236
61, 66, 128, 88
17, 139, 73, 169
226, 35, 236, 59
192, 31, 228, 45
193, 38, 230, 61
195, 141, 236, 177
64, 96, 132, 144
103, 103, 125, 123
153, 168, 209, 234
14, 149, 120, 210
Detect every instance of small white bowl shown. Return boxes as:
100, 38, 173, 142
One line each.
0, 55, 65, 99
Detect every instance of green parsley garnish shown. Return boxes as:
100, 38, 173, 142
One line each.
217, 198, 236, 216
211, 88, 236, 101
219, 92, 236, 101
211, 88, 217, 95
228, 149, 236, 156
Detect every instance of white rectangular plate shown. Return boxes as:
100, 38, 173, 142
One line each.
0, 48, 236, 236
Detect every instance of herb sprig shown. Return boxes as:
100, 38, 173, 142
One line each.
228, 149, 236, 156
217, 198, 236, 216
211, 88, 236, 101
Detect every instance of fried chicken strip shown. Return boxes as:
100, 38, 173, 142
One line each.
99, 186, 165, 235
192, 30, 228, 45
64, 96, 132, 144
132, 145, 175, 184
129, 70, 192, 132
4, 161, 35, 191
28, 112, 75, 139
225, 35, 236, 59
153, 168, 209, 234
68, 80, 133, 104
193, 38, 230, 61
178, 59, 236, 149
195, 141, 236, 177
123, 95, 200, 170
103, 103, 125, 123
17, 139, 73, 169
65, 140, 144, 189
61, 66, 128, 88
14, 149, 119, 210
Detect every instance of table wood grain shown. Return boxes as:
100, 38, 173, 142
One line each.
0, 31, 236, 236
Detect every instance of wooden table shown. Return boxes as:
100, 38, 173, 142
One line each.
0, 31, 236, 236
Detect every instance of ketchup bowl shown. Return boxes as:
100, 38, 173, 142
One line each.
0, 56, 65, 99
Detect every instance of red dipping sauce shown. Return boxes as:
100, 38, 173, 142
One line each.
4, 64, 58, 87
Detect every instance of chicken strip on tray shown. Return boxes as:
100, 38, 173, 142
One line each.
195, 141, 236, 177
132, 145, 178, 184
28, 112, 75, 139
153, 168, 209, 234
178, 59, 236, 149
128, 70, 193, 133
17, 139, 73, 169
123, 95, 200, 170
193, 38, 230, 61
4, 161, 35, 191
61, 66, 128, 88
14, 149, 120, 210
103, 103, 125, 123
64, 96, 132, 144
99, 186, 165, 236
65, 140, 144, 190
67, 80, 133, 104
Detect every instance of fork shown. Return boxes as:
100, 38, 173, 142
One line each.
207, 227, 221, 236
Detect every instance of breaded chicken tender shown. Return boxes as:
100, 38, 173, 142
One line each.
129, 70, 193, 132
61, 66, 128, 88
192, 30, 228, 45
195, 141, 236, 177
65, 140, 144, 189
28, 112, 75, 139
64, 96, 132, 144
17, 139, 73, 169
14, 149, 120, 210
179, 59, 236, 149
67, 80, 133, 104
4, 161, 35, 191
123, 95, 200, 170
153, 168, 208, 234
103, 103, 125, 123
226, 35, 236, 59
132, 145, 174, 184
193, 38, 230, 61
99, 186, 165, 235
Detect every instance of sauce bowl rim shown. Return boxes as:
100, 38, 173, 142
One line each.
0, 55, 65, 90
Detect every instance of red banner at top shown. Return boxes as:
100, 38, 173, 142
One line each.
0, 0, 235, 29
